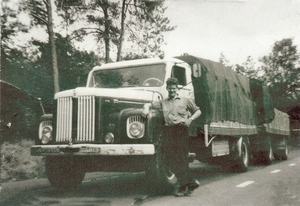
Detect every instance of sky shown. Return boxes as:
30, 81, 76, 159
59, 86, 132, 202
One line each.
162, 0, 300, 65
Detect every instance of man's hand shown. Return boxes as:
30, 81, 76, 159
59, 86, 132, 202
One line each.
142, 103, 151, 118
141, 107, 149, 118
183, 118, 193, 127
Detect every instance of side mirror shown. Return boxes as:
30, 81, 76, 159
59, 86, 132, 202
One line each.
38, 98, 45, 114
192, 63, 201, 77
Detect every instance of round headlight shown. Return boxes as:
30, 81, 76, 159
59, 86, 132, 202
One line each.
129, 122, 143, 137
41, 126, 52, 144
104, 133, 114, 143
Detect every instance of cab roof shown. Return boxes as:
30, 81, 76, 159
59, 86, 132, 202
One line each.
91, 57, 186, 71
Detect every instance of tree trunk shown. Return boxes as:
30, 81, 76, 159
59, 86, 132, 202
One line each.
102, 2, 110, 63
46, 0, 60, 93
117, 0, 126, 62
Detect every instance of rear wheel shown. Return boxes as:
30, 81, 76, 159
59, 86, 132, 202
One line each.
274, 137, 288, 160
46, 156, 86, 190
253, 137, 274, 165
261, 140, 274, 165
231, 137, 249, 172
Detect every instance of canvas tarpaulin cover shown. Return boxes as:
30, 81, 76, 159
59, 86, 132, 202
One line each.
264, 109, 289, 136
175, 55, 259, 126
250, 79, 275, 125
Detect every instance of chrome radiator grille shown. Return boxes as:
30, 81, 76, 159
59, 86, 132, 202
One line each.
77, 96, 95, 142
56, 96, 95, 143
56, 97, 73, 142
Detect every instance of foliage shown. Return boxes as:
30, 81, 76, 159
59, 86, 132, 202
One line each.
68, 0, 119, 62
23, 0, 61, 93
219, 53, 259, 78
24, 0, 48, 27
0, 44, 48, 117
29, 34, 102, 110
219, 52, 232, 68
1, 140, 45, 182
1, 33, 101, 112
234, 56, 259, 79
122, 51, 150, 60
55, 35, 102, 91
124, 0, 175, 59
57, 0, 175, 61
259, 38, 300, 112
1, 0, 30, 69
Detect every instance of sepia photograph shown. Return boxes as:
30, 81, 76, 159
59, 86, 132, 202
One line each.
1, 0, 300, 205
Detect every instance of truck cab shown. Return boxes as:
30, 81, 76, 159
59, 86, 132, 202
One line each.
87, 58, 194, 99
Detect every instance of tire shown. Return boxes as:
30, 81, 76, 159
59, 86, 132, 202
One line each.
232, 137, 249, 173
261, 139, 274, 165
145, 143, 179, 195
46, 156, 86, 190
274, 137, 288, 160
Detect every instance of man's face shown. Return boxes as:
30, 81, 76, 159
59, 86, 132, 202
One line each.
167, 84, 178, 99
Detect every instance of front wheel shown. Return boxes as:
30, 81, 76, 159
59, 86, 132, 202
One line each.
46, 156, 86, 190
145, 144, 179, 194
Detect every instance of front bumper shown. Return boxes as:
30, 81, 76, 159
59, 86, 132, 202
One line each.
31, 144, 155, 156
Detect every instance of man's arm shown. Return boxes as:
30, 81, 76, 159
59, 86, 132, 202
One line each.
184, 99, 201, 127
184, 109, 201, 127
190, 109, 201, 121
141, 101, 161, 118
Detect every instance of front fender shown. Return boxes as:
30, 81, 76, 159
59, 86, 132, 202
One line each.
40, 114, 53, 121
115, 108, 164, 144
147, 109, 164, 144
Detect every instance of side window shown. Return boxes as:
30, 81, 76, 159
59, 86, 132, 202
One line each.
171, 66, 187, 86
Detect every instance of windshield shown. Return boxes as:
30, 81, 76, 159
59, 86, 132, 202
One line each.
91, 64, 166, 88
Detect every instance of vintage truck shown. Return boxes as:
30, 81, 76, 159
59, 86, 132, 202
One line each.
31, 55, 290, 192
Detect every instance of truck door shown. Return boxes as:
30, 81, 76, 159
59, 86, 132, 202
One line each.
171, 65, 194, 100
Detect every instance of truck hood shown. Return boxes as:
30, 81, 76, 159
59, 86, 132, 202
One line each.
54, 87, 162, 102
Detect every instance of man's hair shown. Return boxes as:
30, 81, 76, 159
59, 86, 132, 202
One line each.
166, 77, 179, 87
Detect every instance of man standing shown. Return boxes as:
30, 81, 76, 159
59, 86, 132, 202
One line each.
142, 77, 201, 196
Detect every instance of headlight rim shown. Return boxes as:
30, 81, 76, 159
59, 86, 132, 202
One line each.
40, 125, 53, 144
127, 115, 145, 139
129, 122, 144, 138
